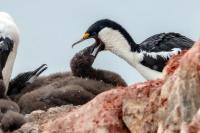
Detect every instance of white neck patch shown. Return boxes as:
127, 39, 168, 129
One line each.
98, 27, 131, 52
0, 12, 20, 93
98, 27, 140, 65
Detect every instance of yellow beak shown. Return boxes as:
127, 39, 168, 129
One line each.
83, 32, 90, 39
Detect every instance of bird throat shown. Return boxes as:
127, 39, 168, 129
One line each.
98, 27, 140, 65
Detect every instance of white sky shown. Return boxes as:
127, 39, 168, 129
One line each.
0, 0, 200, 84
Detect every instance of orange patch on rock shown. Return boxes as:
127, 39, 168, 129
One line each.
164, 50, 188, 76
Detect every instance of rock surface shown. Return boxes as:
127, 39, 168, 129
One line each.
158, 41, 200, 132
13, 105, 78, 133
14, 41, 200, 133
180, 109, 200, 133
122, 83, 161, 133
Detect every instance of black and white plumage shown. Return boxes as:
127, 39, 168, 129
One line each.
0, 12, 20, 93
7, 64, 48, 96
72, 19, 194, 80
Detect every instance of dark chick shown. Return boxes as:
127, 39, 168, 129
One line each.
71, 43, 127, 87
0, 99, 26, 132
1, 110, 26, 132
17, 44, 127, 114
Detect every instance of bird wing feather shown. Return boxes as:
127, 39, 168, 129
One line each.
140, 32, 194, 52
138, 33, 194, 72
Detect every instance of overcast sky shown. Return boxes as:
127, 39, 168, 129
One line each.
0, 0, 200, 84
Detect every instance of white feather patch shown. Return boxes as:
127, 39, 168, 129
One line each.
0, 12, 20, 94
138, 48, 182, 61
98, 28, 140, 65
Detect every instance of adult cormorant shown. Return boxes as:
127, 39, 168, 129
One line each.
72, 19, 194, 79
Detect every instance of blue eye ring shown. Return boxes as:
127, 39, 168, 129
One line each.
91, 32, 96, 36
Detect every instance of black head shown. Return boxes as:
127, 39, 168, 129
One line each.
86, 19, 133, 41
86, 19, 118, 37
72, 19, 136, 52
7, 64, 48, 96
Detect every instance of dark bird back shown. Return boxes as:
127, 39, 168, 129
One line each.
139, 32, 194, 72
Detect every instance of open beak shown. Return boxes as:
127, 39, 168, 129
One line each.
32, 64, 48, 77
72, 32, 104, 56
90, 42, 103, 57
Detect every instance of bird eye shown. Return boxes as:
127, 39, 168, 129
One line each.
91, 32, 96, 36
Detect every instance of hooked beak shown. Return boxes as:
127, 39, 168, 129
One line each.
72, 32, 91, 48
32, 64, 48, 77
72, 32, 105, 56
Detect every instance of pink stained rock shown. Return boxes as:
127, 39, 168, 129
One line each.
180, 109, 200, 133
40, 80, 163, 133
163, 50, 188, 77
158, 41, 200, 132
122, 84, 161, 133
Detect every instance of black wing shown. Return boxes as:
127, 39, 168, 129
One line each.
140, 32, 194, 52
139, 33, 194, 72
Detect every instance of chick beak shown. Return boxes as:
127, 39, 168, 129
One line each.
91, 42, 103, 57
32, 64, 48, 77
72, 32, 91, 48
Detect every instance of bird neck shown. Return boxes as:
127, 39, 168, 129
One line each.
98, 27, 141, 66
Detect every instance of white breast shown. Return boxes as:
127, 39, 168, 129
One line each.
0, 12, 20, 94
135, 64, 163, 80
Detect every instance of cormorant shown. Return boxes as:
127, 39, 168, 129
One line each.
72, 19, 194, 79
